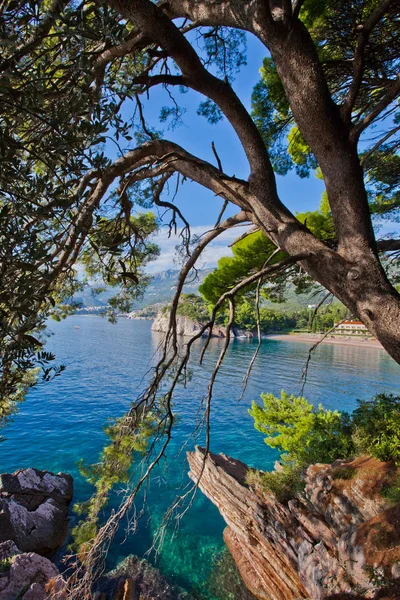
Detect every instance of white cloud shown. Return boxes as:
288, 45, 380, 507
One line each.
145, 224, 250, 274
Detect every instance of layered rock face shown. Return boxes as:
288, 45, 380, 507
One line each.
0, 468, 73, 555
187, 447, 400, 600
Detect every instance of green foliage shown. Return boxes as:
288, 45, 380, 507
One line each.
331, 466, 356, 480
246, 466, 305, 503
249, 391, 354, 467
250, 392, 400, 476
234, 301, 296, 333
352, 394, 400, 462
260, 468, 305, 503
72, 411, 159, 550
287, 126, 318, 179
199, 200, 341, 314
0, 558, 12, 574
176, 294, 211, 323
380, 473, 400, 504
293, 303, 349, 332
365, 147, 400, 222
199, 230, 284, 306
0, 0, 163, 416
296, 207, 336, 242
251, 59, 293, 176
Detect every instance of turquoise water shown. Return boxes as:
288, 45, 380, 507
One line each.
1, 316, 400, 595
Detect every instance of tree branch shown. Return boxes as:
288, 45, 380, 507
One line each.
162, 0, 257, 29
107, 0, 278, 194
0, 0, 70, 72
378, 239, 400, 252
342, 0, 396, 123
361, 125, 400, 165
353, 73, 400, 139
292, 0, 305, 20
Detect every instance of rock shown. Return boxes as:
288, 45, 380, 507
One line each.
151, 310, 256, 339
0, 547, 65, 600
0, 541, 19, 561
0, 468, 73, 555
187, 448, 400, 600
94, 555, 191, 600
151, 311, 227, 338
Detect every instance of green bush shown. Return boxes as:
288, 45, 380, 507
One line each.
0, 558, 12, 574
331, 466, 356, 480
352, 394, 400, 462
176, 294, 210, 323
381, 474, 400, 504
249, 390, 354, 468
246, 466, 304, 503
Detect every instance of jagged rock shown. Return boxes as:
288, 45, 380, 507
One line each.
0, 468, 73, 555
94, 555, 191, 600
0, 542, 65, 600
187, 447, 400, 600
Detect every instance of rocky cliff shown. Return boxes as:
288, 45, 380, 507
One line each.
151, 311, 227, 338
151, 310, 253, 338
187, 447, 400, 600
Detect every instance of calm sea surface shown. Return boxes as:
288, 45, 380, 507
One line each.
1, 316, 399, 595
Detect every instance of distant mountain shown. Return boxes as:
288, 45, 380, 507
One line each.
73, 268, 213, 309
138, 268, 213, 307
74, 267, 336, 314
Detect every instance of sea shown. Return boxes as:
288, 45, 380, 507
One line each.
1, 316, 399, 597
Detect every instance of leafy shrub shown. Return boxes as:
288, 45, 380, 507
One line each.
381, 473, 400, 504
0, 558, 12, 573
176, 294, 210, 323
332, 466, 356, 480
249, 391, 354, 468
352, 394, 400, 462
246, 466, 304, 503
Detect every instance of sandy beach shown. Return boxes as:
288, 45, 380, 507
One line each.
266, 333, 384, 350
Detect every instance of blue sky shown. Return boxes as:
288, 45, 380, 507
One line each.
116, 33, 396, 274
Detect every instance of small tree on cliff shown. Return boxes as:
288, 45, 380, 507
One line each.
1, 0, 399, 595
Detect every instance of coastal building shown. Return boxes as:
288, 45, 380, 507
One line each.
334, 320, 371, 337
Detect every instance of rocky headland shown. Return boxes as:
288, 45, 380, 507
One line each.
151, 310, 252, 339
187, 447, 400, 600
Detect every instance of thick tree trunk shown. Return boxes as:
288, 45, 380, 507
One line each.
104, 0, 400, 364
255, 206, 400, 363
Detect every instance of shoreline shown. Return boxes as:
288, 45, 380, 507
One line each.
265, 333, 384, 350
